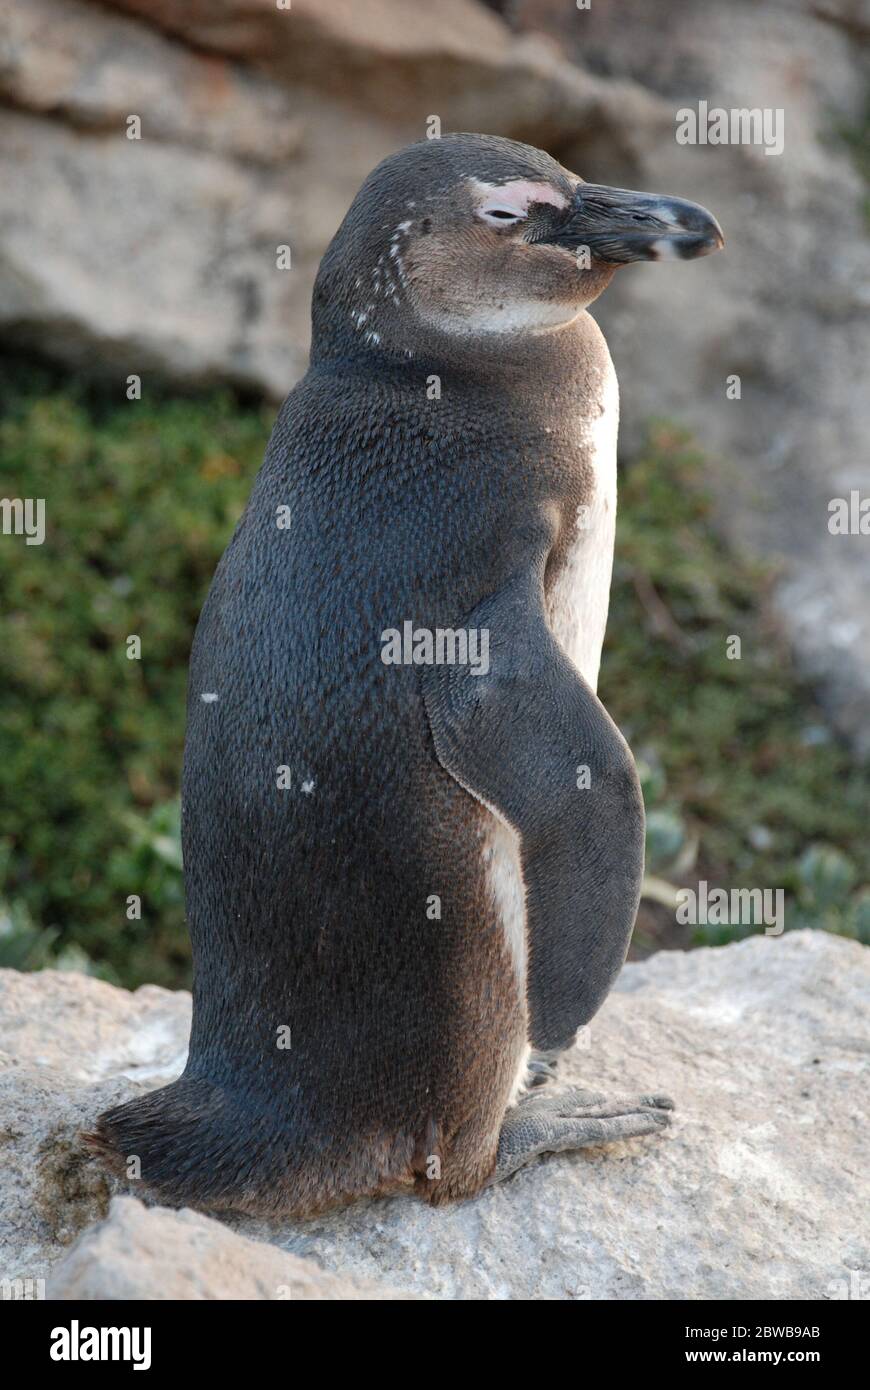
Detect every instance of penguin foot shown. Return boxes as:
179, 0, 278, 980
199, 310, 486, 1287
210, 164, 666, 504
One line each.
490, 1087, 674, 1185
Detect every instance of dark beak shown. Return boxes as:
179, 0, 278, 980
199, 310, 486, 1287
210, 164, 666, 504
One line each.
544, 184, 724, 264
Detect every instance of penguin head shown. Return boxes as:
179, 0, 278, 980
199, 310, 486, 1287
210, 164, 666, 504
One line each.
311, 133, 723, 360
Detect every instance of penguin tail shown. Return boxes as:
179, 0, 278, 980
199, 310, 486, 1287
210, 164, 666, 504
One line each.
83, 1075, 291, 1214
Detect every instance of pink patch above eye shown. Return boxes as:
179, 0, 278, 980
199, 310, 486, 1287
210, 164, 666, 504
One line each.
470, 178, 569, 217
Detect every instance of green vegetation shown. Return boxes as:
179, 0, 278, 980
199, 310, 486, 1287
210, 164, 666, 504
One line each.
1, 367, 867, 986
0, 360, 270, 985
832, 96, 870, 230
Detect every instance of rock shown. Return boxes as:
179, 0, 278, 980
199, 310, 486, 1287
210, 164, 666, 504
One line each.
0, 0, 314, 397
1, 931, 868, 1299
0, 969, 191, 1281
48, 1197, 415, 1300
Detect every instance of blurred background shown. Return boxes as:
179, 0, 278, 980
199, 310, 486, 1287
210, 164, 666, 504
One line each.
0, 0, 868, 988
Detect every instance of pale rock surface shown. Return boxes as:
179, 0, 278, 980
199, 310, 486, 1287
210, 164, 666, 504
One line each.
48, 1197, 415, 1300
1, 931, 867, 1300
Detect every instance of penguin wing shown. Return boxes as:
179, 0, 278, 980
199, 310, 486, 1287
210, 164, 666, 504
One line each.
422, 567, 644, 1052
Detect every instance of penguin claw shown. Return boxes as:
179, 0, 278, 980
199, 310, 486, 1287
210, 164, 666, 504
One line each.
527, 1059, 559, 1086
526, 1048, 563, 1088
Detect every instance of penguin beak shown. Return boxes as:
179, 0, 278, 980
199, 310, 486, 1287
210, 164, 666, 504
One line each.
545, 184, 724, 264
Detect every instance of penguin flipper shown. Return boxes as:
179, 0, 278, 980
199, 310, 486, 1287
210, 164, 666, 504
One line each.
422, 570, 644, 1053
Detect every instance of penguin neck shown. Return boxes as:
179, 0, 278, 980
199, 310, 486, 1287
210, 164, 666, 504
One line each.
310, 301, 604, 393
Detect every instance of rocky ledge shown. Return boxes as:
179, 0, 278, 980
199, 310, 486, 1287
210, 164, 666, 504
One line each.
1, 930, 867, 1300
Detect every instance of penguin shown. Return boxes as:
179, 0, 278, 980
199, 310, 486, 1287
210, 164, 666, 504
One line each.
89, 133, 723, 1216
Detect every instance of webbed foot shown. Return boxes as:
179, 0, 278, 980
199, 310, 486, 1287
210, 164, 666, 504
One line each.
491, 1087, 674, 1184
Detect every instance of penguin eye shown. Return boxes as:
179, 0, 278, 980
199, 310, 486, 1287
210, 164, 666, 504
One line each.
478, 206, 527, 227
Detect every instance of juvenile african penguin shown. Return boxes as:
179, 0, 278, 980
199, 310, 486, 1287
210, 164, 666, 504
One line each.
89, 133, 723, 1215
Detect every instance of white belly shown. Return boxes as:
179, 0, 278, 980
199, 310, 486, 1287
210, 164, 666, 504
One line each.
482, 816, 526, 993
482, 814, 529, 1103
547, 365, 619, 692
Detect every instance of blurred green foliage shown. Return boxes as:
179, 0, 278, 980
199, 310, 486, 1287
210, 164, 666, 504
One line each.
0, 359, 270, 985
1, 368, 867, 986
833, 99, 870, 229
